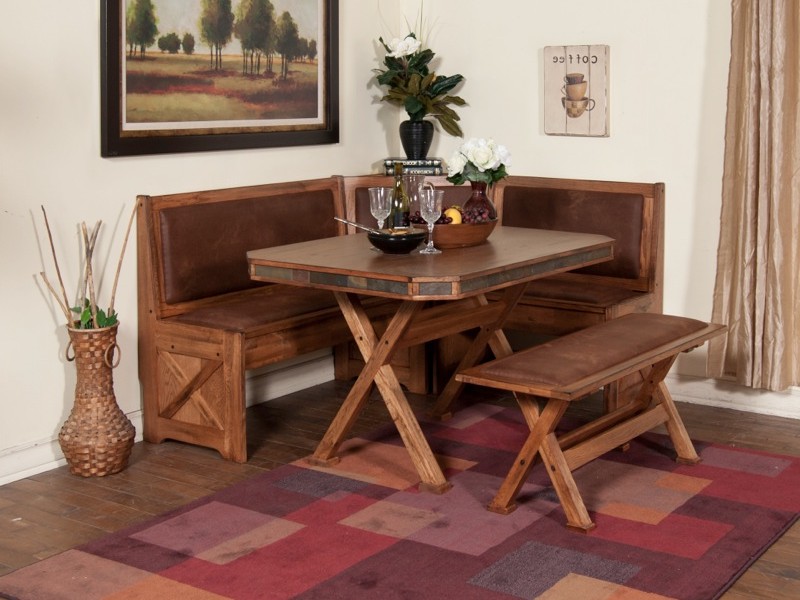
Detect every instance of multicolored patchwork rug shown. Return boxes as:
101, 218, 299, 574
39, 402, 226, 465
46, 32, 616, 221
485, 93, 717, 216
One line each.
1, 403, 798, 599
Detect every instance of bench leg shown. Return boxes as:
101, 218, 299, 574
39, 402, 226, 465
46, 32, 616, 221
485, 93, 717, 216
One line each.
633, 357, 700, 465
655, 380, 700, 464
488, 399, 569, 514
144, 330, 248, 463
538, 432, 596, 532
220, 332, 248, 462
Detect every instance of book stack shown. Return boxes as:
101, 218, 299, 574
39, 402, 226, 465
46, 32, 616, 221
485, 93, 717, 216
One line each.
383, 158, 444, 176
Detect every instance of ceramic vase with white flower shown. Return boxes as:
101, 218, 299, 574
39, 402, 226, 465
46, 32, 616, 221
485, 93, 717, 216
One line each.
446, 137, 511, 223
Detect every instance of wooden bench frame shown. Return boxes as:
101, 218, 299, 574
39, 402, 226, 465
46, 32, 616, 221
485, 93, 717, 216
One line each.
137, 178, 364, 463
456, 313, 726, 532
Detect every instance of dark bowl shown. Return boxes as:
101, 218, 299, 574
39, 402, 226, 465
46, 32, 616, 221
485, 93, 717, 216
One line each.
367, 229, 427, 254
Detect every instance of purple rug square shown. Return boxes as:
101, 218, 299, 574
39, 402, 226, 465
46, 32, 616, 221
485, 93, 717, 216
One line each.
381, 469, 556, 555
296, 540, 517, 600
131, 500, 277, 555
470, 541, 640, 598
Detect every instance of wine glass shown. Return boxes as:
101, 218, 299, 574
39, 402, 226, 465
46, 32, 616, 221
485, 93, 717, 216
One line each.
368, 187, 391, 230
419, 185, 443, 255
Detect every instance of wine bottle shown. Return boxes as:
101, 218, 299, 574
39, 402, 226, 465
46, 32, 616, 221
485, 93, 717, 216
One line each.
389, 163, 410, 229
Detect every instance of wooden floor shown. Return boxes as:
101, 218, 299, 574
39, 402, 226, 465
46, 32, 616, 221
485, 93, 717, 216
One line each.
0, 380, 798, 599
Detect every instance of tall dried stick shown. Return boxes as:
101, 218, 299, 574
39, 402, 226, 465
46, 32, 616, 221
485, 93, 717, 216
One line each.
40, 206, 71, 317
79, 220, 101, 306
81, 222, 102, 328
39, 272, 72, 324
109, 203, 136, 315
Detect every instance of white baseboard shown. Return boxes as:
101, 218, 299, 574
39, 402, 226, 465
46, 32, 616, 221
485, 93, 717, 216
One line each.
667, 373, 800, 420
0, 351, 335, 487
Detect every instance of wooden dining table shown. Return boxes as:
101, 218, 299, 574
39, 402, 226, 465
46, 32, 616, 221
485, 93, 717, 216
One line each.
248, 225, 614, 494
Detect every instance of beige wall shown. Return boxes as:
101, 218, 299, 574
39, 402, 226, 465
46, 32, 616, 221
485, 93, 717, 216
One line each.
0, 1, 734, 482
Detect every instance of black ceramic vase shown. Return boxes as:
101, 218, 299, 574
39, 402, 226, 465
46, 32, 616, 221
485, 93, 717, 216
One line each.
399, 120, 434, 160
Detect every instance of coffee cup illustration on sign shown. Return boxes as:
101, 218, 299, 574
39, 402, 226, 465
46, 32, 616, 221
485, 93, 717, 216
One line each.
562, 96, 595, 118
561, 72, 594, 118
565, 72, 584, 84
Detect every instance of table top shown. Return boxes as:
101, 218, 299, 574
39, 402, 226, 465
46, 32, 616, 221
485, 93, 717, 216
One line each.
248, 225, 613, 301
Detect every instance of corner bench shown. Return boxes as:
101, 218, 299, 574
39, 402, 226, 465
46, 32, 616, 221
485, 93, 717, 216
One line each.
494, 176, 665, 336
136, 177, 400, 462
456, 313, 726, 532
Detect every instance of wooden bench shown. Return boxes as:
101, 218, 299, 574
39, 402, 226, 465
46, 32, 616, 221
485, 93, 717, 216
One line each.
456, 313, 726, 532
136, 177, 401, 462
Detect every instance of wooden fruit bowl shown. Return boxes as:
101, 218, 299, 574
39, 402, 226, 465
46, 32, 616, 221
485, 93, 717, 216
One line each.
431, 220, 497, 249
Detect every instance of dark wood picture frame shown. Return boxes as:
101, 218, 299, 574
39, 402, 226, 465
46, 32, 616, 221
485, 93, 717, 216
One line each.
101, 0, 339, 157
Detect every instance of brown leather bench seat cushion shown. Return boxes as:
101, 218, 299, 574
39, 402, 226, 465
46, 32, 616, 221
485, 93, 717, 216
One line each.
519, 278, 647, 309
169, 284, 396, 336
470, 313, 708, 392
168, 285, 340, 333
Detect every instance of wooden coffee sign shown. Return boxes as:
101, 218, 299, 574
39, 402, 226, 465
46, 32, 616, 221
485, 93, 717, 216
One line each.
544, 45, 609, 137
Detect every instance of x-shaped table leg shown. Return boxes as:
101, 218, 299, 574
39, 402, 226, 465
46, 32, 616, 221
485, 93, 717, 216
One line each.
430, 283, 528, 420
308, 292, 451, 494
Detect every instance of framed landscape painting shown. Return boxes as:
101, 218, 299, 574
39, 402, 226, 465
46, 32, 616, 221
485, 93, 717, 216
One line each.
101, 0, 338, 157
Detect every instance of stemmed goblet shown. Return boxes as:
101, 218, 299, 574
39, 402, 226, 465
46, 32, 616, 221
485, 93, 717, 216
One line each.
419, 184, 443, 255
368, 187, 392, 230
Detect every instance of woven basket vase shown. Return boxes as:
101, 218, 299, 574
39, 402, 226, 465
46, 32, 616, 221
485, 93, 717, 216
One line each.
58, 323, 135, 477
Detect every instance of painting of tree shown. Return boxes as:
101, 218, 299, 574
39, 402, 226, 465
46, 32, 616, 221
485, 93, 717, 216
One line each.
101, 0, 338, 156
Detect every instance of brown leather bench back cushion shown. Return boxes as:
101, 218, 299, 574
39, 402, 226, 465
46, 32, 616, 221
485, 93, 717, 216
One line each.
159, 189, 338, 304
501, 187, 644, 280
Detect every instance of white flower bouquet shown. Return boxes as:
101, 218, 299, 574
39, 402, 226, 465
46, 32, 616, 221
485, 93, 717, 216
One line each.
446, 138, 512, 186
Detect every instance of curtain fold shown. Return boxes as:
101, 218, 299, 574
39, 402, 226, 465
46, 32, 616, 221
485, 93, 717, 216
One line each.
708, 0, 800, 391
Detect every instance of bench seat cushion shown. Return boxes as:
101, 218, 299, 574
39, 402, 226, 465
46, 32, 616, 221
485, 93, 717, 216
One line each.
519, 277, 647, 309
470, 313, 708, 392
168, 285, 342, 334
168, 285, 396, 336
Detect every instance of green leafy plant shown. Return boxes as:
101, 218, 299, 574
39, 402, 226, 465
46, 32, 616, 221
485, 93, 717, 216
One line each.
72, 299, 118, 329
375, 32, 466, 137
38, 206, 135, 330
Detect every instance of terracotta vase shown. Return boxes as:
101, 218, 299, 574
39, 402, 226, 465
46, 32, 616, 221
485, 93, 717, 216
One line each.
462, 180, 497, 222
58, 323, 135, 477
399, 120, 434, 160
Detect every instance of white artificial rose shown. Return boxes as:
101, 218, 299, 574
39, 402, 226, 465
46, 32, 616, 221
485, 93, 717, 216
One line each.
447, 152, 468, 176
466, 139, 499, 172
494, 143, 512, 167
387, 35, 421, 58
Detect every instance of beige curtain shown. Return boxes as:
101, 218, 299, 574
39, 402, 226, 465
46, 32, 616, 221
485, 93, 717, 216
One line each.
709, 0, 800, 391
